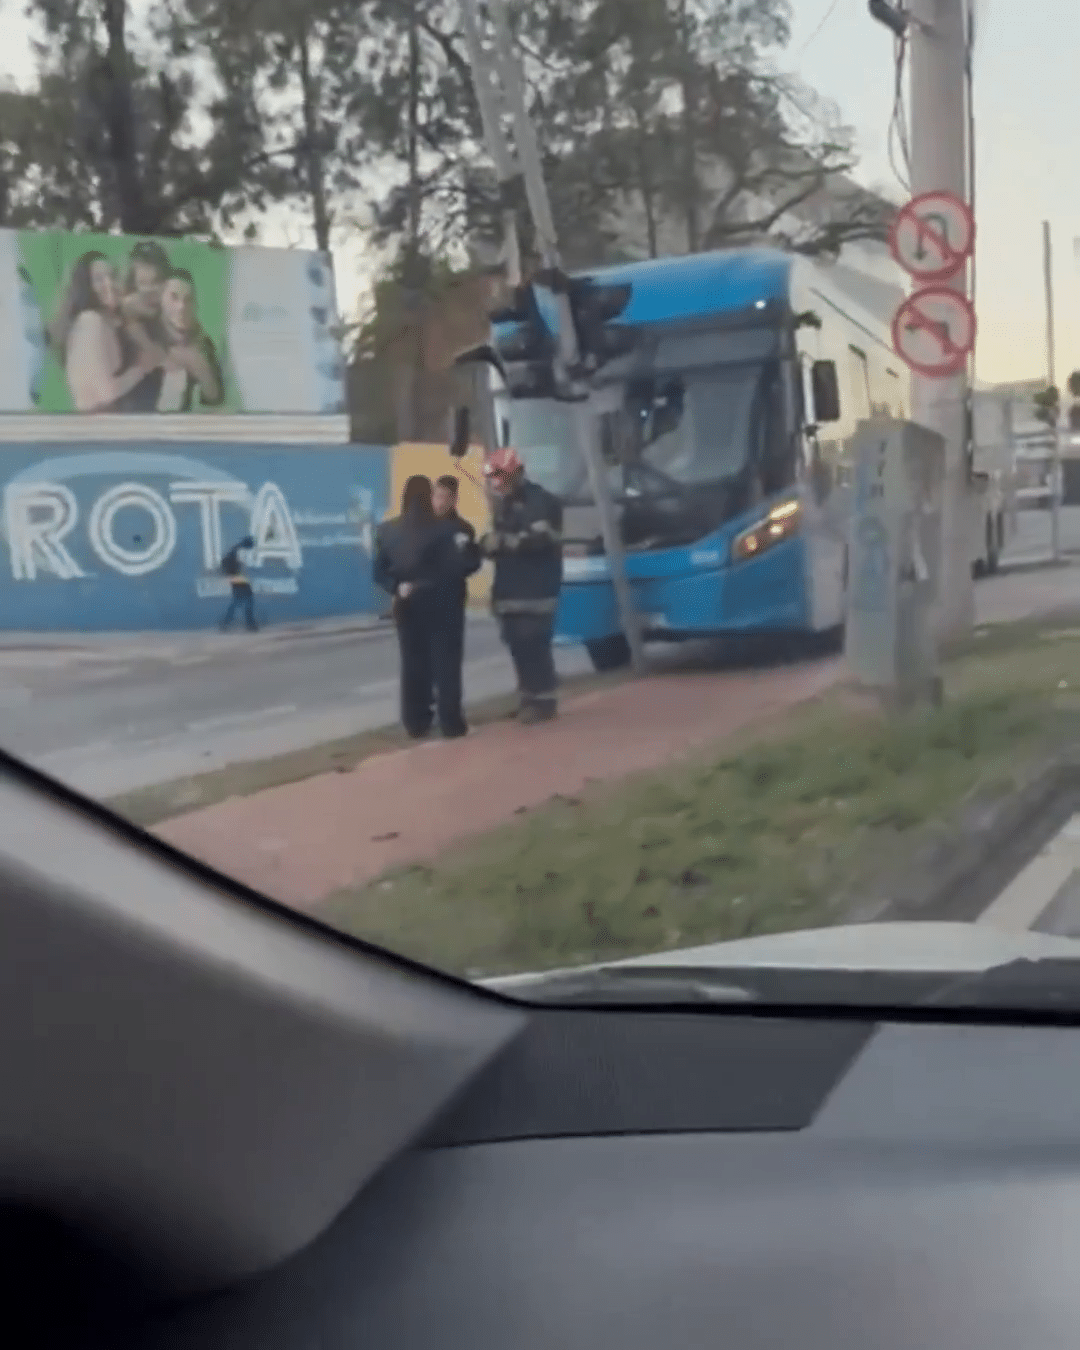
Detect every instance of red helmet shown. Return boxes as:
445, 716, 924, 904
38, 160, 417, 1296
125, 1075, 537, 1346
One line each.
484, 446, 523, 478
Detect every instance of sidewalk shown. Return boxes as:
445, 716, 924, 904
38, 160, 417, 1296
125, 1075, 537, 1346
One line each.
0, 605, 499, 663
0, 613, 386, 657
156, 655, 843, 908
151, 564, 1080, 908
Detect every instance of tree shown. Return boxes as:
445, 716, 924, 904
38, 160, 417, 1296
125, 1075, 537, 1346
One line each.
512, 0, 889, 265
3, 0, 289, 235
185, 0, 376, 253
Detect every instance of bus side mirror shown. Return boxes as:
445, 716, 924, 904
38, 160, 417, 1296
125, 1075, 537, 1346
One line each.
449, 406, 471, 460
810, 361, 841, 423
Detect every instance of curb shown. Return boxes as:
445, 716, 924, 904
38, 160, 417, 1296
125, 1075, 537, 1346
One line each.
0, 610, 498, 657
846, 751, 1080, 925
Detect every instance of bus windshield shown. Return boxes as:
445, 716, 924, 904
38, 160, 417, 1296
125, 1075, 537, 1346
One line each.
494, 360, 776, 502
626, 364, 769, 487
492, 395, 587, 498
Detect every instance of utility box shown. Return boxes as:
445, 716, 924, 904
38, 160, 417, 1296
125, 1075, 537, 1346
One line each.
845, 418, 945, 708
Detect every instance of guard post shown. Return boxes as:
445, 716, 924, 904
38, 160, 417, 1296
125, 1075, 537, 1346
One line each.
844, 418, 945, 710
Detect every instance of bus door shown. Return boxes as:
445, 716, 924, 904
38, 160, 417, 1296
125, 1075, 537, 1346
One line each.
797, 351, 846, 630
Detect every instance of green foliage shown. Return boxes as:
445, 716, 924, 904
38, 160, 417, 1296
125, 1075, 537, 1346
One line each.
3, 0, 885, 270
1033, 385, 1061, 427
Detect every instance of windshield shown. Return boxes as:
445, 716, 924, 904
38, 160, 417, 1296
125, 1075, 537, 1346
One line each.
627, 364, 770, 486
2, 0, 1076, 1018
495, 362, 771, 503
493, 394, 588, 498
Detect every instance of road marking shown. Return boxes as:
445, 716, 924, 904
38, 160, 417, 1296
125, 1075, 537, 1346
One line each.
978, 813, 1080, 931
186, 704, 299, 734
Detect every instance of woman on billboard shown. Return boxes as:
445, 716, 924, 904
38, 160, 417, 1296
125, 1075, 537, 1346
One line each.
49, 251, 167, 412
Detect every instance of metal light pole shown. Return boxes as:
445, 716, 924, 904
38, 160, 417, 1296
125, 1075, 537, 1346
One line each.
458, 0, 647, 673
907, 0, 975, 639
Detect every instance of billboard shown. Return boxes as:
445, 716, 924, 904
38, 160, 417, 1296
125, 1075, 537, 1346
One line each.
0, 230, 347, 418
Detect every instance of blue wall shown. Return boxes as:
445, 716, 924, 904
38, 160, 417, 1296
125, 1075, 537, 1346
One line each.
0, 441, 391, 631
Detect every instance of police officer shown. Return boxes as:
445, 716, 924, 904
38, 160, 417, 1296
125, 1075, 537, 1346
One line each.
480, 447, 563, 724
433, 474, 482, 729
374, 475, 470, 739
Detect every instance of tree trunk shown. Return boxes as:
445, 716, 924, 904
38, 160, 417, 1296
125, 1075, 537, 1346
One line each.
398, 3, 423, 443
98, 0, 146, 233
675, 0, 699, 252
631, 98, 658, 258
296, 25, 331, 253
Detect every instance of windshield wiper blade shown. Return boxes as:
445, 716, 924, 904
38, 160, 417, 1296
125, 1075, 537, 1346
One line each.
493, 964, 759, 1006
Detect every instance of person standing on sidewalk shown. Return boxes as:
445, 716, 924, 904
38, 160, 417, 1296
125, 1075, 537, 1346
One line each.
219, 535, 258, 632
433, 473, 482, 725
480, 447, 563, 724
374, 475, 470, 739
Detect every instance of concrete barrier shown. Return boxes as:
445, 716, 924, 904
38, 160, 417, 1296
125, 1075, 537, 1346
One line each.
0, 438, 495, 632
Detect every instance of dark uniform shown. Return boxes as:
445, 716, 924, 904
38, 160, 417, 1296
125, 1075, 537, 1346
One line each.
442, 509, 482, 706
373, 514, 471, 738
483, 479, 563, 720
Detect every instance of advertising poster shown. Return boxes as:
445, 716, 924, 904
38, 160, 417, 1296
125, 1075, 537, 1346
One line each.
0, 229, 346, 418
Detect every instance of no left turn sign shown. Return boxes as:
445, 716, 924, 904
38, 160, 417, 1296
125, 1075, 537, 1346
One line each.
891, 286, 977, 380
888, 190, 975, 283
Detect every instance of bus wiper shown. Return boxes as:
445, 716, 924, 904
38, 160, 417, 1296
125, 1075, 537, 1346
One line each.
493, 964, 759, 1006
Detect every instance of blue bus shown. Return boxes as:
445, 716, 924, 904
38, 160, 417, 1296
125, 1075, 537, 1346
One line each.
470, 247, 910, 672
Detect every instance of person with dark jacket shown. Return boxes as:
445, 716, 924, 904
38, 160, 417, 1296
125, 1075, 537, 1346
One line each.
374, 475, 472, 739
219, 535, 258, 632
479, 447, 563, 724
433, 473, 482, 721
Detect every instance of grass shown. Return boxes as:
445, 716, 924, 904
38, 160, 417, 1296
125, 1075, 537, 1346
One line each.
108, 666, 627, 828
312, 621, 1080, 978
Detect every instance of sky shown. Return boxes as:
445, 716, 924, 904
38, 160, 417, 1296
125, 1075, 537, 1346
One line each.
1, 0, 1076, 388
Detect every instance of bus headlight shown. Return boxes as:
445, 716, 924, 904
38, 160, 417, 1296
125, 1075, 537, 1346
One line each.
731, 499, 801, 562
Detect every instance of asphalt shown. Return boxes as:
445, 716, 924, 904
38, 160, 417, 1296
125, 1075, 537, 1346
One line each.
0, 615, 592, 798
2, 546, 1079, 802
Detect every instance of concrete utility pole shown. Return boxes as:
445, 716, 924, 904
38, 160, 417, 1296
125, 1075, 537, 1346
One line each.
458, 0, 647, 673
1043, 220, 1062, 560
907, 0, 975, 640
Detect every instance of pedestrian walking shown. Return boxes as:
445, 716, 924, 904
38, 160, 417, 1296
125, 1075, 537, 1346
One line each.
219, 535, 258, 632
480, 447, 563, 724
433, 473, 482, 728
374, 475, 473, 739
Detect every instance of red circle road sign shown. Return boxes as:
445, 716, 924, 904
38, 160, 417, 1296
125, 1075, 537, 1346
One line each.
891, 286, 977, 379
887, 190, 975, 282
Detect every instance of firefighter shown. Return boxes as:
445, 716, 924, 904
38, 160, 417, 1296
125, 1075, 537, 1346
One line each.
479, 446, 563, 724
374, 475, 471, 739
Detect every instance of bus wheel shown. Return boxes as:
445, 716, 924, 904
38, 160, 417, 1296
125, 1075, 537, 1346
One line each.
586, 634, 632, 672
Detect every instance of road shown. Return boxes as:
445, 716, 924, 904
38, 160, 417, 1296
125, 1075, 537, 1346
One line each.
0, 616, 592, 798
1003, 505, 1080, 565
2, 560, 1078, 801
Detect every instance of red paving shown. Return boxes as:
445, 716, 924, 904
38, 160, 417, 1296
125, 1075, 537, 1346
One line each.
156, 657, 842, 907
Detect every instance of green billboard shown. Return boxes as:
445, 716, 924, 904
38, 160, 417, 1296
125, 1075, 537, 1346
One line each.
0, 229, 347, 418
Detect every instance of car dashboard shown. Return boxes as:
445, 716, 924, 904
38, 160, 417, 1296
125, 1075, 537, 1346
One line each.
138, 1008, 1080, 1350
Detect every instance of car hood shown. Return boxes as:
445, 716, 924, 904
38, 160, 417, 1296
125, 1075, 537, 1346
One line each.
482, 922, 1080, 994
